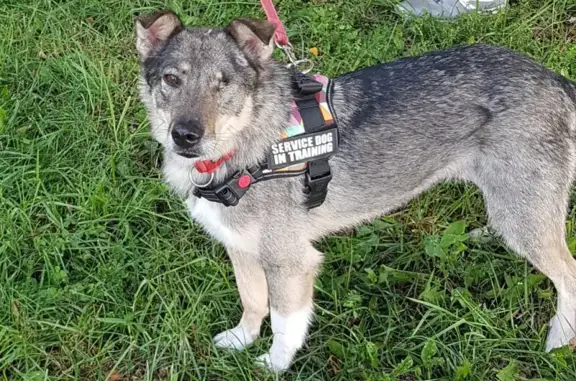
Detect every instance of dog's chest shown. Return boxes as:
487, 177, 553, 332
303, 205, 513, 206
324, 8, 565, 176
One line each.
163, 157, 257, 253
163, 158, 194, 196
185, 197, 257, 253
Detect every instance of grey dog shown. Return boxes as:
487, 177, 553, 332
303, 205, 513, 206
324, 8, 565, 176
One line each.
135, 10, 576, 371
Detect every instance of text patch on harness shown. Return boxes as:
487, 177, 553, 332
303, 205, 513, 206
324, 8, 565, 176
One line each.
268, 128, 338, 169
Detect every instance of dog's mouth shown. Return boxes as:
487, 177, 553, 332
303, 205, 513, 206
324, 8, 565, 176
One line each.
175, 150, 200, 159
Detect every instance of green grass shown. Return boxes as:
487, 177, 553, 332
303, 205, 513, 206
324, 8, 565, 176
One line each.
2, 0, 576, 379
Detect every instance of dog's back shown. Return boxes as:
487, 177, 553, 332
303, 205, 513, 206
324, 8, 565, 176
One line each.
307, 44, 576, 236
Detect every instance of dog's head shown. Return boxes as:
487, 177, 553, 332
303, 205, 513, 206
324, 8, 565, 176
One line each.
135, 11, 277, 159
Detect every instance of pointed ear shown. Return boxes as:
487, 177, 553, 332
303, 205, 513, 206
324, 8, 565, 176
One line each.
226, 18, 276, 63
135, 11, 182, 60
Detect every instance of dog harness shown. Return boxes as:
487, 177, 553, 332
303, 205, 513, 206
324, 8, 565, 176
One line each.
192, 71, 339, 209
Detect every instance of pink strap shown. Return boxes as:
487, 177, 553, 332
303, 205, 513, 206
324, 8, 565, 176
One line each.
260, 0, 289, 46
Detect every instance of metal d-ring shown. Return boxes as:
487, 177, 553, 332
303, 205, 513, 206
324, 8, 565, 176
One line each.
189, 169, 214, 188
290, 59, 314, 74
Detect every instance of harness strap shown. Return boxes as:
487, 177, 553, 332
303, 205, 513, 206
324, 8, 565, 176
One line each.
193, 166, 260, 207
291, 71, 332, 208
304, 159, 332, 209
192, 164, 305, 207
292, 71, 325, 132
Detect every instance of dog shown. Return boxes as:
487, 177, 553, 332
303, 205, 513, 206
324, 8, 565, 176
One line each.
135, 10, 576, 371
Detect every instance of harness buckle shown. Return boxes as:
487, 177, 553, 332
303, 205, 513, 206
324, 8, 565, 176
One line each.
292, 71, 323, 96
303, 160, 332, 209
193, 169, 256, 207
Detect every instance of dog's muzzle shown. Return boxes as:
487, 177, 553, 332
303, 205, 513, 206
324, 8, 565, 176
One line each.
170, 117, 205, 158
171, 118, 204, 149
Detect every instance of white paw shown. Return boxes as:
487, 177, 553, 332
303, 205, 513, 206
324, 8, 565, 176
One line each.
256, 350, 294, 372
545, 314, 576, 351
254, 307, 312, 371
213, 325, 258, 351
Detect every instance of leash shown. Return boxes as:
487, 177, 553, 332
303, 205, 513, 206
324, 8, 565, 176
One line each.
259, 0, 313, 74
259, 0, 289, 46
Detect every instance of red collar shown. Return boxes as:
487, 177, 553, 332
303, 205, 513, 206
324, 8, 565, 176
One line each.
194, 151, 235, 174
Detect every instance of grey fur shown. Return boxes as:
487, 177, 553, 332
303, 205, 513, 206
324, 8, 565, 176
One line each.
136, 11, 576, 371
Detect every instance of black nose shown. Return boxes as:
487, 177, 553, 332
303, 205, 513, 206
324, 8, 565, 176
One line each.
171, 119, 204, 149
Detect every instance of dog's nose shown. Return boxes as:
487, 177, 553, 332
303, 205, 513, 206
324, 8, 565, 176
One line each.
171, 119, 204, 149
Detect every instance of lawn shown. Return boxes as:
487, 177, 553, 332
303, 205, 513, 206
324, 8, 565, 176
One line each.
2, 0, 576, 380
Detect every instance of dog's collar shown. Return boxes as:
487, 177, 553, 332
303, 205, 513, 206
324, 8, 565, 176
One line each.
195, 151, 235, 174
192, 71, 338, 209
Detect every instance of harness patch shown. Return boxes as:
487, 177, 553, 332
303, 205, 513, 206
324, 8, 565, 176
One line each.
268, 128, 338, 169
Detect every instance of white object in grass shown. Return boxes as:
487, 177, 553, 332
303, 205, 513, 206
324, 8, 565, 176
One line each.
397, 0, 506, 18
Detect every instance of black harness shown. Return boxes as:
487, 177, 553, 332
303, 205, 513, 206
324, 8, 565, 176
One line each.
192, 71, 338, 209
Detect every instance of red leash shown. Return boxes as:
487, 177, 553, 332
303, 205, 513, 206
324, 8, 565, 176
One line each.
260, 0, 289, 46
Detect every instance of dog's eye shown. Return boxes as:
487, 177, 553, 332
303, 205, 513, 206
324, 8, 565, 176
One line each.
221, 75, 230, 86
218, 74, 230, 89
163, 74, 181, 87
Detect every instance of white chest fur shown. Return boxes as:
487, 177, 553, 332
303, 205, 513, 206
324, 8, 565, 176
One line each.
162, 155, 258, 253
162, 156, 194, 196
185, 197, 257, 253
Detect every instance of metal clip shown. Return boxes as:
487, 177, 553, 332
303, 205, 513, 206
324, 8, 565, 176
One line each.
276, 41, 314, 74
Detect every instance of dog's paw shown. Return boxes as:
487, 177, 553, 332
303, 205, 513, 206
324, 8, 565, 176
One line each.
255, 341, 297, 373
545, 314, 576, 351
213, 326, 257, 351
255, 352, 292, 372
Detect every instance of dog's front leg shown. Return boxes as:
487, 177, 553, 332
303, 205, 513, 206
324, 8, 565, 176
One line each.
213, 249, 269, 350
257, 244, 323, 372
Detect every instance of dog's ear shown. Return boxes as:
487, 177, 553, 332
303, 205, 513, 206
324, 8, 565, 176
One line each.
135, 11, 182, 60
226, 18, 276, 63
